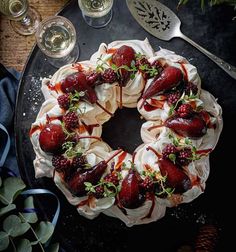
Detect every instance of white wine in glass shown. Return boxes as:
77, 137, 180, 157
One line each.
35, 16, 80, 68
78, 0, 113, 28
0, 0, 41, 35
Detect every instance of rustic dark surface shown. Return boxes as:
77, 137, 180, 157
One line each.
15, 0, 236, 251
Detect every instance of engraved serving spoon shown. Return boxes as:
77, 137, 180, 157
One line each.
126, 0, 236, 80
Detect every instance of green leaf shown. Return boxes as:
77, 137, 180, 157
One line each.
35, 221, 54, 244
21, 196, 38, 224
168, 154, 176, 163
0, 231, 9, 251
84, 182, 93, 187
0, 204, 16, 217
16, 239, 32, 252
0, 177, 2, 187
3, 215, 30, 237
46, 243, 59, 252
0, 177, 25, 204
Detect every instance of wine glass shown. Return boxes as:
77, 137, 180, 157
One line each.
78, 0, 113, 28
0, 0, 41, 36
35, 16, 80, 68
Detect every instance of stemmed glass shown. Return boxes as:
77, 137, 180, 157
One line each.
35, 16, 80, 68
0, 0, 41, 36
78, 0, 113, 28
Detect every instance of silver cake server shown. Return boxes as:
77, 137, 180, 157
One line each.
126, 0, 236, 80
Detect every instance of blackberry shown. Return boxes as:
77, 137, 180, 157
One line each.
52, 155, 70, 171
135, 57, 151, 68
177, 148, 192, 166
63, 111, 79, 131
87, 72, 102, 87
93, 185, 104, 199
177, 104, 193, 118
136, 57, 152, 79
104, 173, 120, 186
151, 60, 163, 72
184, 82, 198, 95
57, 94, 70, 110
102, 68, 117, 83
162, 144, 178, 160
71, 155, 87, 169
140, 176, 154, 192
167, 91, 181, 105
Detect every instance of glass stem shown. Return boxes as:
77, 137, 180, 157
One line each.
21, 15, 31, 26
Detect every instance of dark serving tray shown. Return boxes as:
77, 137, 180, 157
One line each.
15, 0, 236, 251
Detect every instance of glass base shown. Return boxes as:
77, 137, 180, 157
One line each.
82, 9, 112, 28
10, 6, 41, 36
46, 44, 80, 68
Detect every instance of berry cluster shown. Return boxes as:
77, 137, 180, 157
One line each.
177, 103, 193, 118
52, 154, 88, 177
162, 144, 193, 166
63, 111, 79, 131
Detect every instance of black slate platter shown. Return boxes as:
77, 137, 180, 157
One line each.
15, 0, 236, 251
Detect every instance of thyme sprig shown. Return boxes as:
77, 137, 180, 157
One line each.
68, 91, 86, 112
168, 91, 199, 116
84, 177, 121, 198
168, 133, 201, 162
62, 141, 83, 158
142, 170, 175, 197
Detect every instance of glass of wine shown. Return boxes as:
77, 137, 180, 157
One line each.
0, 0, 41, 36
78, 0, 113, 28
35, 16, 80, 68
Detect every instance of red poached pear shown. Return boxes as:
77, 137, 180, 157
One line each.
165, 113, 207, 138
158, 158, 191, 193
68, 161, 107, 196
147, 146, 191, 193
61, 72, 87, 93
119, 169, 144, 209
39, 124, 66, 153
140, 66, 183, 108
67, 150, 123, 196
112, 45, 136, 86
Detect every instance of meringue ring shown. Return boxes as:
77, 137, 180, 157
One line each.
30, 39, 222, 226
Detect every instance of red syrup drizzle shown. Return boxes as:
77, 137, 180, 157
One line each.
199, 110, 216, 129
106, 48, 117, 54
141, 193, 155, 219
46, 81, 62, 93
119, 85, 123, 109
196, 148, 212, 156
115, 151, 127, 170
81, 121, 100, 135
77, 198, 89, 207
190, 175, 204, 191
29, 115, 63, 137
72, 62, 84, 72
180, 63, 189, 82
143, 98, 166, 112
29, 125, 44, 137
46, 114, 63, 124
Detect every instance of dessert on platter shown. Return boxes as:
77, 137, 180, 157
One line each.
30, 39, 223, 227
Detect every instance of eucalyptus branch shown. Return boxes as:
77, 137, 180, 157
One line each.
18, 212, 45, 252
